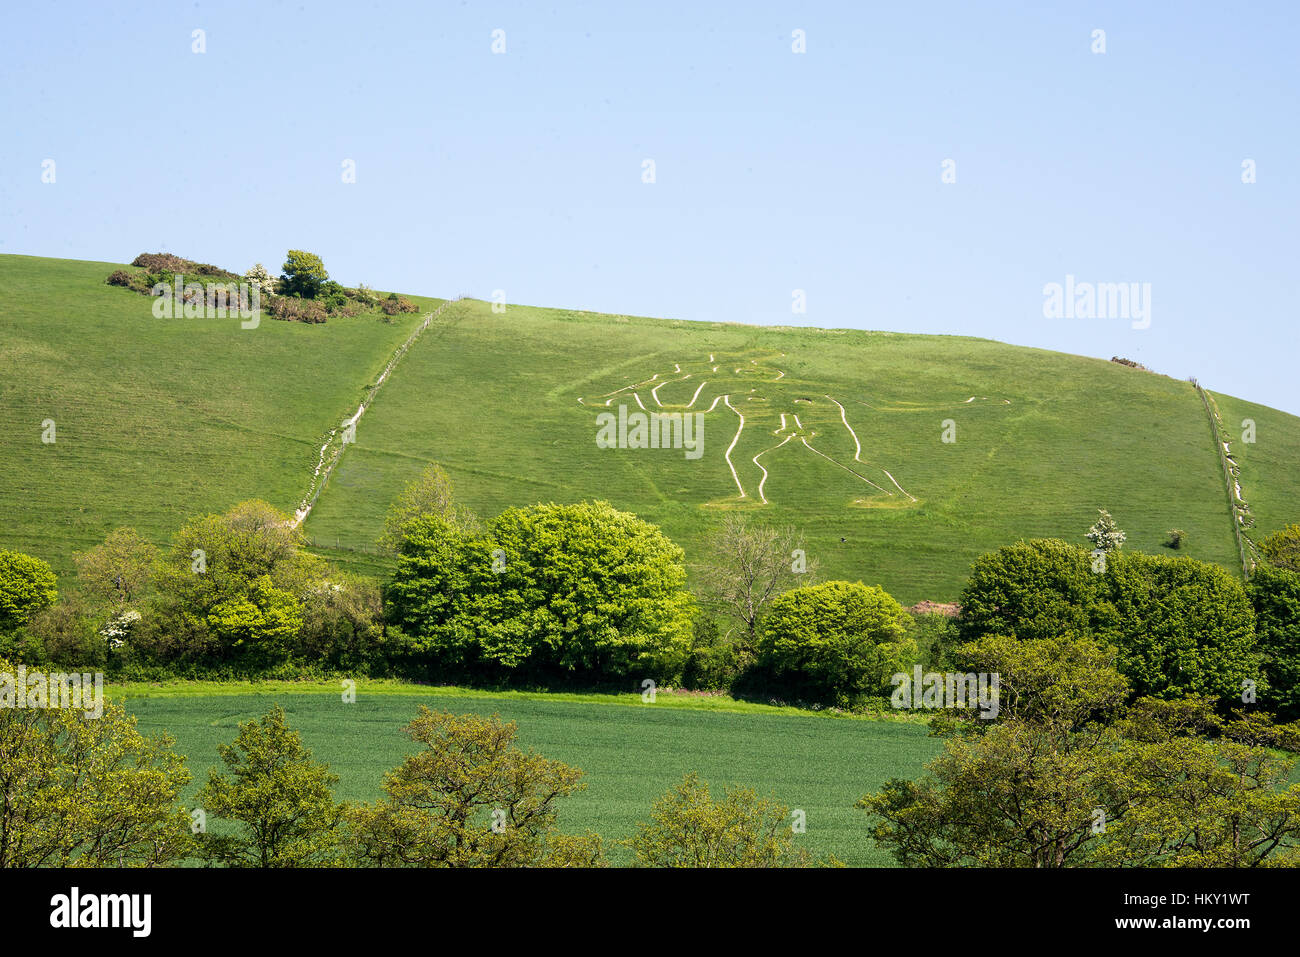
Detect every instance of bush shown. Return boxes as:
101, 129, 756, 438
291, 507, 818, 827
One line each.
906, 610, 962, 670
268, 295, 328, 323
1165, 529, 1186, 549
756, 581, 915, 707
1260, 524, 1300, 574
15, 596, 106, 667
380, 294, 418, 315
132, 252, 190, 272
317, 280, 350, 312
349, 283, 379, 307
130, 253, 238, 279
681, 612, 740, 691
628, 773, 832, 867
244, 263, 279, 298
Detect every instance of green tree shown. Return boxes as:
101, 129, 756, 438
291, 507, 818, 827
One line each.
0, 664, 193, 867
628, 773, 832, 867
957, 539, 1100, 644
205, 575, 303, 667
698, 514, 815, 662
299, 570, 386, 671
74, 528, 156, 607
377, 463, 477, 554
0, 550, 57, 632
383, 515, 483, 670
958, 539, 1263, 701
344, 708, 604, 867
1098, 550, 1261, 700
485, 502, 693, 678
1249, 564, 1300, 720
197, 705, 342, 867
279, 249, 329, 299
149, 500, 322, 665
1259, 523, 1300, 574
386, 501, 695, 682
860, 637, 1300, 867
757, 580, 914, 706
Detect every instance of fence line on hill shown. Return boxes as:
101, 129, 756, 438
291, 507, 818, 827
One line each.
292, 297, 467, 529
1192, 379, 1254, 579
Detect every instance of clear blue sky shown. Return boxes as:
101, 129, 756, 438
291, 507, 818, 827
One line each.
3, 1, 1297, 413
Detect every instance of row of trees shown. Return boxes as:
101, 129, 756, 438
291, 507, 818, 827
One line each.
4, 464, 1300, 717
1, 501, 390, 677
0, 682, 831, 868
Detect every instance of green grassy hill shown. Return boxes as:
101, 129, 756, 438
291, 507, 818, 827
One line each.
0, 254, 437, 575
4, 254, 1298, 602
304, 298, 1296, 602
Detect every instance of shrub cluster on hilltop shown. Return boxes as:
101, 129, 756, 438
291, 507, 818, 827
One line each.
105, 249, 418, 323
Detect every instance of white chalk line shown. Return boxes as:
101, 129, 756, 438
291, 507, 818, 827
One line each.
753, 435, 794, 505
800, 438, 889, 494
723, 395, 746, 498
824, 394, 916, 500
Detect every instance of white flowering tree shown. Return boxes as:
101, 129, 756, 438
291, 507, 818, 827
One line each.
244, 263, 279, 298
1087, 509, 1126, 553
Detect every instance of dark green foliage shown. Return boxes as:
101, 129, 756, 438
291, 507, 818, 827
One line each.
755, 581, 915, 707
0, 550, 57, 632
279, 249, 329, 299
958, 539, 1263, 702
1097, 550, 1260, 701
1249, 564, 1300, 720
385, 502, 695, 684
681, 611, 741, 691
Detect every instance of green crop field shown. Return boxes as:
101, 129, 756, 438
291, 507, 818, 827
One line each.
121, 687, 942, 866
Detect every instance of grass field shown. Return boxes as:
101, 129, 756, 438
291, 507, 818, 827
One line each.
5, 254, 1299, 603
1208, 390, 1300, 551
0, 254, 435, 577
304, 298, 1281, 602
122, 686, 942, 866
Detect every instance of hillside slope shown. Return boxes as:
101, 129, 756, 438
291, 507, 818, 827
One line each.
3, 256, 1297, 604
304, 298, 1298, 602
0, 254, 437, 574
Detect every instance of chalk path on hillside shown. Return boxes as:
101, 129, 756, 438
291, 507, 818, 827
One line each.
293, 298, 464, 529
